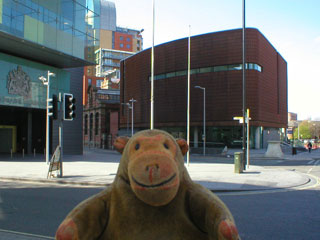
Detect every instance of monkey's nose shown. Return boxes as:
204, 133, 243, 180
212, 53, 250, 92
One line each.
146, 164, 160, 183
145, 164, 159, 171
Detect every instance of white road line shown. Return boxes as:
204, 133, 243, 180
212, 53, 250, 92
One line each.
307, 160, 320, 174
0, 228, 54, 239
308, 160, 315, 165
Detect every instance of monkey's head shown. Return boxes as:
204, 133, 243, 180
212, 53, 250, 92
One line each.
114, 129, 188, 207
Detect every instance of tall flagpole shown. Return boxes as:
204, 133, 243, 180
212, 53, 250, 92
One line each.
242, 0, 247, 168
150, 0, 155, 129
187, 25, 191, 166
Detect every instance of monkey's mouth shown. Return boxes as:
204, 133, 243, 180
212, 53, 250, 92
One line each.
132, 173, 177, 188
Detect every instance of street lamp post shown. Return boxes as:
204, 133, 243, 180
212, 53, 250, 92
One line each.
150, 0, 155, 129
242, 0, 247, 167
129, 98, 137, 136
195, 86, 206, 156
121, 103, 131, 136
39, 70, 55, 164
187, 25, 191, 166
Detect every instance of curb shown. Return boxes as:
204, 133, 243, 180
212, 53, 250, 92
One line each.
0, 173, 313, 192
0, 177, 109, 188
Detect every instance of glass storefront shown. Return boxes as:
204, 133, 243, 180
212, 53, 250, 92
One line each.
0, 0, 100, 60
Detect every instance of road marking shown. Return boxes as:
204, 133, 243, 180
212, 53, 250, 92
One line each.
218, 172, 320, 196
307, 160, 320, 174
0, 228, 54, 239
299, 173, 320, 190
308, 160, 315, 165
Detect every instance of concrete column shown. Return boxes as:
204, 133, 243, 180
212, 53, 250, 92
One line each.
193, 127, 198, 148
255, 127, 261, 149
27, 111, 32, 154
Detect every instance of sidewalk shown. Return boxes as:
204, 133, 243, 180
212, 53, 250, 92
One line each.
0, 148, 319, 191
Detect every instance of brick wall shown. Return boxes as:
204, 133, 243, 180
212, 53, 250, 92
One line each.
120, 28, 287, 129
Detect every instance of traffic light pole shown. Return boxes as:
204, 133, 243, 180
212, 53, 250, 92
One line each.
45, 75, 50, 164
59, 92, 63, 178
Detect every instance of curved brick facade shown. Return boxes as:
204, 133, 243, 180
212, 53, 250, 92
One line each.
120, 28, 287, 148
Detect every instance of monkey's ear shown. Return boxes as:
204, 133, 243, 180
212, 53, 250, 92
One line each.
114, 136, 130, 154
176, 139, 189, 156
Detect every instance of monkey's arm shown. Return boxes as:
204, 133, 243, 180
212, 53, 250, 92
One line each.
187, 184, 240, 240
55, 188, 111, 240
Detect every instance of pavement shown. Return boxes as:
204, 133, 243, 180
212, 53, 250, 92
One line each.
1, 147, 320, 239
1, 146, 320, 192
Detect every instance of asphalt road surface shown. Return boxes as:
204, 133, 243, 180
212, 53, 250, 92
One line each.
0, 159, 319, 240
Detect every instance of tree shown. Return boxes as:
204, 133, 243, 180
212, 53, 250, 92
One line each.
294, 121, 311, 139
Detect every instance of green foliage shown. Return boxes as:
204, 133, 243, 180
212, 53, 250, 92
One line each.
294, 121, 312, 139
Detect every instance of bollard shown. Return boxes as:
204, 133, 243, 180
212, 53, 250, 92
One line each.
11, 149, 13, 159
34, 148, 36, 157
23, 148, 25, 158
234, 152, 244, 173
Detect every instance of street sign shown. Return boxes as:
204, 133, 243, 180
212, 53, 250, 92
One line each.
233, 116, 244, 123
47, 146, 61, 178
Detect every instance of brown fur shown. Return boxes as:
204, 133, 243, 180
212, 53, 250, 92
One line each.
56, 129, 240, 240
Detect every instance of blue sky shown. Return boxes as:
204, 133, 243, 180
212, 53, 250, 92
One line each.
114, 0, 320, 120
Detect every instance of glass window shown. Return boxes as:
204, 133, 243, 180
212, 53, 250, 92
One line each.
176, 70, 187, 76
199, 67, 213, 73
89, 113, 93, 140
214, 65, 228, 72
88, 78, 92, 86
96, 80, 103, 87
166, 72, 176, 78
84, 115, 88, 135
95, 113, 99, 135
127, 37, 130, 42
228, 64, 242, 71
126, 44, 130, 49
120, 43, 124, 48
120, 36, 123, 41
155, 74, 165, 80
148, 62, 262, 82
256, 65, 262, 72
190, 69, 200, 74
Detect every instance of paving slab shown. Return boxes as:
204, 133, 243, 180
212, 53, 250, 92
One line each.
1, 148, 318, 191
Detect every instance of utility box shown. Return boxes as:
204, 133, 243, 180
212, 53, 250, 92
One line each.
234, 152, 244, 173
292, 147, 297, 155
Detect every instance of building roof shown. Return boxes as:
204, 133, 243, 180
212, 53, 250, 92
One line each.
0, 31, 95, 68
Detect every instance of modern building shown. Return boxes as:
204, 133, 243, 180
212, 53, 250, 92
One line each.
95, 48, 134, 78
0, 0, 100, 155
287, 112, 298, 140
84, 0, 143, 79
120, 28, 288, 149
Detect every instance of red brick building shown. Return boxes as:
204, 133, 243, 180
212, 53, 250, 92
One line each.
82, 1, 143, 149
120, 28, 288, 149
83, 84, 120, 149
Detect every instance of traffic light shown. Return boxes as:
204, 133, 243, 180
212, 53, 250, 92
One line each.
47, 94, 58, 120
63, 93, 76, 121
52, 94, 58, 120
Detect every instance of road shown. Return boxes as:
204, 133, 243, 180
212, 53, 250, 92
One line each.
0, 158, 319, 240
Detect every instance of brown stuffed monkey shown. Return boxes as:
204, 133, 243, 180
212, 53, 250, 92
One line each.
56, 129, 240, 240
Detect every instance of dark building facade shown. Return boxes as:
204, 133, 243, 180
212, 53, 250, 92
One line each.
120, 28, 288, 149
0, 0, 100, 155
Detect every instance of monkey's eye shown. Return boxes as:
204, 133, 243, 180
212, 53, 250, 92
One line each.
135, 143, 140, 150
163, 143, 169, 149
